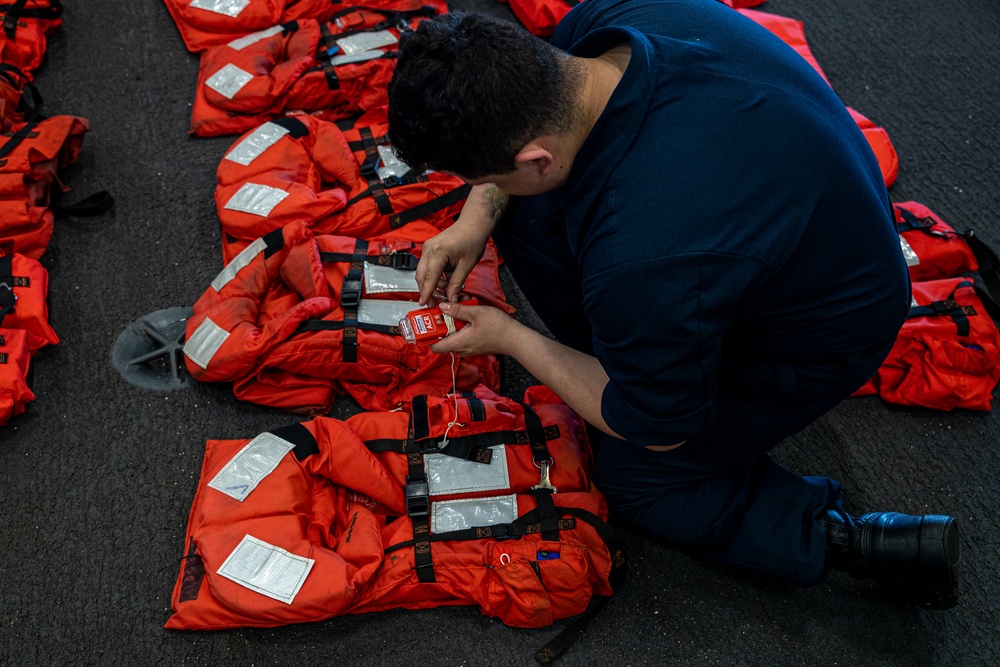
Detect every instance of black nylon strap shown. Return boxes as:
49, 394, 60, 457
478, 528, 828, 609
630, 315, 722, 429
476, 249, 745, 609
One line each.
974, 285, 1000, 324
894, 206, 938, 234
269, 422, 319, 461
339, 239, 367, 363
461, 391, 487, 422
2, 0, 63, 38
2, 0, 26, 38
0, 119, 36, 163
50, 190, 115, 219
388, 183, 471, 229
907, 281, 975, 337
271, 116, 309, 138
294, 319, 399, 336
261, 226, 285, 259
0, 252, 15, 326
383, 515, 578, 554
320, 249, 418, 270
533, 488, 561, 541
534, 507, 628, 665
522, 402, 553, 463
363, 423, 561, 461
405, 396, 435, 582
965, 232, 1000, 307
348, 132, 389, 153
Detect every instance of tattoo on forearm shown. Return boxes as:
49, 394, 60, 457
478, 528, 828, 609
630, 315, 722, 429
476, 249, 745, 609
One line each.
484, 184, 509, 225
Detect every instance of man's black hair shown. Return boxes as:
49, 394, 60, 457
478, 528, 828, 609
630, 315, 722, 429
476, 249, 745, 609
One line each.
387, 12, 580, 179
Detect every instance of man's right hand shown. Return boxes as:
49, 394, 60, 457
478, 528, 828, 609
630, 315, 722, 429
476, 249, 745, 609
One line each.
415, 183, 507, 305
415, 222, 490, 306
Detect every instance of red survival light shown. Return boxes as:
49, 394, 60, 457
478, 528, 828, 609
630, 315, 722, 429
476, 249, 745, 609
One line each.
399, 299, 478, 345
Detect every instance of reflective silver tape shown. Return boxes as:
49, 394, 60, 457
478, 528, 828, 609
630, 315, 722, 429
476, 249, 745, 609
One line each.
335, 30, 398, 56
183, 317, 231, 369
430, 494, 518, 534
363, 263, 418, 294
376, 145, 410, 181
216, 535, 315, 605
426, 445, 510, 496
190, 0, 249, 17
358, 299, 419, 328
328, 50, 385, 66
212, 237, 267, 292
206, 63, 253, 100
207, 432, 295, 502
899, 236, 920, 267
224, 123, 290, 166
227, 25, 284, 50
223, 182, 289, 217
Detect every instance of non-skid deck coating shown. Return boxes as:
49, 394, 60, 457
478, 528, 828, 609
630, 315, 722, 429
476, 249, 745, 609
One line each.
1, 1, 998, 665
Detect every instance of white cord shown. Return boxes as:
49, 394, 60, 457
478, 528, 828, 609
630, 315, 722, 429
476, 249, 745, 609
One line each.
440, 352, 464, 448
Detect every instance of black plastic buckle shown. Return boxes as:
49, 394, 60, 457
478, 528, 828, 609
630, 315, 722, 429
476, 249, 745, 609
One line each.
341, 281, 362, 308
360, 155, 381, 178
405, 479, 430, 517
391, 253, 419, 270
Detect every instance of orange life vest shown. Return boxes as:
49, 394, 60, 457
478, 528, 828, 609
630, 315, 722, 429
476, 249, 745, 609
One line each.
166, 386, 623, 655
0, 115, 88, 258
853, 278, 1000, 411
0, 327, 32, 424
189, 3, 445, 137
0, 247, 57, 353
184, 221, 508, 413
216, 113, 468, 263
892, 201, 980, 283
162, 0, 347, 52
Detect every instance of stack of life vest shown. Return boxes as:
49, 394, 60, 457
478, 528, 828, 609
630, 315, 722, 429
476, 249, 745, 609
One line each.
166, 386, 625, 663
188, 0, 446, 137
0, 4, 72, 425
0, 7, 115, 426
184, 219, 511, 413
216, 109, 470, 263
852, 202, 1000, 411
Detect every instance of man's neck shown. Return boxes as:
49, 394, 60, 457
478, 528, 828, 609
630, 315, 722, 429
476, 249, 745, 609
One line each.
564, 44, 633, 162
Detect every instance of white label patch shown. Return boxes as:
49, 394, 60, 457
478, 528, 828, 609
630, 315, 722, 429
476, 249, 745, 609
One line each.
184, 317, 231, 369
217, 535, 315, 605
207, 432, 295, 501
335, 30, 398, 56
227, 25, 284, 50
224, 123, 290, 166
426, 445, 510, 496
224, 182, 289, 217
358, 299, 419, 328
212, 237, 267, 292
431, 494, 518, 534
190, 0, 249, 17
206, 63, 253, 100
363, 263, 418, 294
898, 236, 920, 267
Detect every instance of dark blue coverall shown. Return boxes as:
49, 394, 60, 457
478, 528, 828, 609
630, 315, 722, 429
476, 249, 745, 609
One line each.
492, 0, 910, 583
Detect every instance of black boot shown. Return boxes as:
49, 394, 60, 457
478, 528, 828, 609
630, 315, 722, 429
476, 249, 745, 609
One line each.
820, 510, 960, 610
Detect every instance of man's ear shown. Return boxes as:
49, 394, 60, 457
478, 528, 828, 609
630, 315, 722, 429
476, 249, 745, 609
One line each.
514, 144, 553, 176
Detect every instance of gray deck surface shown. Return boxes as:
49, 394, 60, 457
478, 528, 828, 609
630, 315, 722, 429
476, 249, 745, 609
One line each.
1, 0, 998, 665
